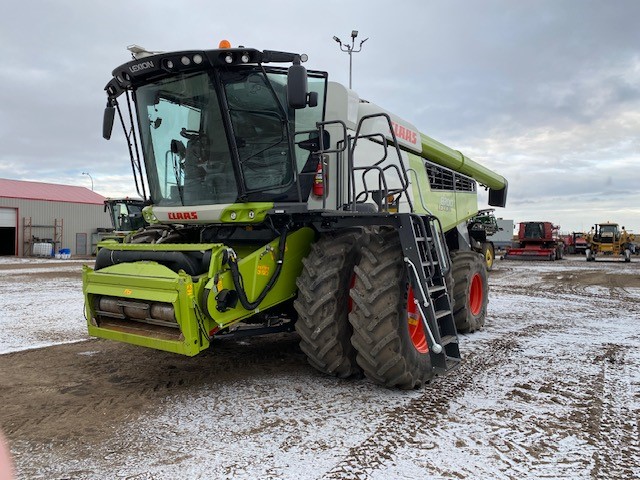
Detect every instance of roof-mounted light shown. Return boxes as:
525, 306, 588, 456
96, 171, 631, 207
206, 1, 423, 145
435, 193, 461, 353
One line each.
224, 53, 234, 64
181, 56, 191, 66
219, 39, 231, 48
241, 51, 250, 63
127, 44, 162, 59
193, 54, 203, 64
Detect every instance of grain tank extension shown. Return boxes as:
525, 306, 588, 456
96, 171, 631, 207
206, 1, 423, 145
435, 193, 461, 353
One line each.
83, 42, 508, 389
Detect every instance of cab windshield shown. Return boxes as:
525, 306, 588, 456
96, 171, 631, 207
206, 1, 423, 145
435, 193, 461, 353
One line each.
135, 67, 325, 206
600, 225, 617, 239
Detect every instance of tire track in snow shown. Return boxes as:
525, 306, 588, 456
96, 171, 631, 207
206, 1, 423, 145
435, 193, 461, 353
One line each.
322, 324, 548, 479
588, 344, 640, 479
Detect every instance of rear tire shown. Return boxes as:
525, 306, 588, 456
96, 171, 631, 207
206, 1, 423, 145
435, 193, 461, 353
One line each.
294, 230, 366, 378
349, 228, 434, 389
450, 251, 488, 333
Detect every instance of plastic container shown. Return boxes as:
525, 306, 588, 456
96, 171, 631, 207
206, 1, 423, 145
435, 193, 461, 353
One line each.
33, 243, 53, 257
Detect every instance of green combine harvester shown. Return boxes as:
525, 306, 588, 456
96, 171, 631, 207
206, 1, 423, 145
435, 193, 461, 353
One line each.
83, 41, 508, 389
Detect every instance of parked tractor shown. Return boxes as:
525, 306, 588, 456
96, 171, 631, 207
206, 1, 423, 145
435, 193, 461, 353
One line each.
83, 42, 508, 389
91, 198, 149, 253
102, 197, 148, 240
467, 208, 501, 271
503, 221, 563, 261
585, 223, 635, 262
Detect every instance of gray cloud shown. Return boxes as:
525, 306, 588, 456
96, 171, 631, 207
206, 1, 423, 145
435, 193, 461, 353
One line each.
1, 0, 639, 231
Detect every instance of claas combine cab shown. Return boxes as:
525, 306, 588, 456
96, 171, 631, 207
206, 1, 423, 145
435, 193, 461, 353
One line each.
102, 197, 148, 240
503, 221, 563, 261
83, 42, 508, 388
92, 198, 149, 252
585, 223, 635, 262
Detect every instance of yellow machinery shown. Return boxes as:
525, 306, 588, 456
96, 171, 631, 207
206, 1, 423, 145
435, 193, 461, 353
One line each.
585, 222, 635, 262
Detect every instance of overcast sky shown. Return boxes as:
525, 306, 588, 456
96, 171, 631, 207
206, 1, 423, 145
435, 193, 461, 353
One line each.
1, 0, 639, 232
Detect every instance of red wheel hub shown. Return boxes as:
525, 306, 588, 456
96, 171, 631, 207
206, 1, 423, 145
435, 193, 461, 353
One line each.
469, 272, 483, 316
407, 287, 428, 353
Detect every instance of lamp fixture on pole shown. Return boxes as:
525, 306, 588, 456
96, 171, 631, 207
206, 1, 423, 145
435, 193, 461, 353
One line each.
333, 30, 368, 89
82, 172, 94, 191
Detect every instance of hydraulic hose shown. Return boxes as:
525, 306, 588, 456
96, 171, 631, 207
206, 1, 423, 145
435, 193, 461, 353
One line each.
227, 225, 289, 311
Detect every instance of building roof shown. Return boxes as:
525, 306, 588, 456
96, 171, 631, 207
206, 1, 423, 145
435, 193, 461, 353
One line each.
0, 178, 106, 205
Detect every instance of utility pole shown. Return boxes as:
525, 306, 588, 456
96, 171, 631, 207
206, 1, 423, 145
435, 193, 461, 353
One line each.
82, 172, 94, 191
333, 30, 368, 89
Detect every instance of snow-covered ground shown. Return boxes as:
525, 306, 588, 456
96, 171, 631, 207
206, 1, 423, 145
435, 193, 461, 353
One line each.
0, 259, 89, 354
1, 257, 639, 479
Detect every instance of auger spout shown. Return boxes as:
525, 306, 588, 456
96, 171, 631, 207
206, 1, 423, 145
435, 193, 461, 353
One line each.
420, 133, 508, 207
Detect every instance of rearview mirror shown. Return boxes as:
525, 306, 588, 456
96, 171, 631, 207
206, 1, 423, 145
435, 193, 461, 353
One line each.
287, 63, 308, 109
103, 105, 116, 140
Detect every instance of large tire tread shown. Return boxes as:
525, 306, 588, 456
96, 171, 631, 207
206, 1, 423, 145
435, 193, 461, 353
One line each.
450, 250, 488, 333
294, 230, 366, 378
349, 229, 433, 389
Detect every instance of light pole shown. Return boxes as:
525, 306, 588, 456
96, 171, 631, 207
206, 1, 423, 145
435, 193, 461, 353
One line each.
82, 172, 94, 191
333, 30, 368, 89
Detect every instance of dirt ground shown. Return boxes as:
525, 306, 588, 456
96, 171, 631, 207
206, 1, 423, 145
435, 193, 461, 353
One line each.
0, 256, 639, 479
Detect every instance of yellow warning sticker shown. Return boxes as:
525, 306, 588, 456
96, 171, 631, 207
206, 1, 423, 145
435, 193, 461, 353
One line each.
123, 289, 132, 296
257, 265, 270, 276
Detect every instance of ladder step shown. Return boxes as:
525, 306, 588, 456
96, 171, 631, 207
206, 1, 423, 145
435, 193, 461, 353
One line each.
414, 235, 433, 242
446, 356, 462, 368
435, 309, 451, 320
433, 356, 461, 375
428, 285, 447, 294
440, 335, 458, 346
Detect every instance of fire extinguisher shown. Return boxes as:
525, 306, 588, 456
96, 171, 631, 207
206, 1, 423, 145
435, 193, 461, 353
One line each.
312, 159, 325, 197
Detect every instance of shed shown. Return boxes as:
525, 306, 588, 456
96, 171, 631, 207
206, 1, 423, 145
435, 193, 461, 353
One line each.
0, 178, 112, 257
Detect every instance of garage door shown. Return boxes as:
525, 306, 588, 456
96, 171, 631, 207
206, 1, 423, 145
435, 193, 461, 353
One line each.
0, 207, 17, 227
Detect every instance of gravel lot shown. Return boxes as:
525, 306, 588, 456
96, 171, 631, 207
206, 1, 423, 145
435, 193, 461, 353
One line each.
0, 255, 639, 479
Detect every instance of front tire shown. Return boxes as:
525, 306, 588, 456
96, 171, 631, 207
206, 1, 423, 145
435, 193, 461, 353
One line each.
349, 228, 434, 389
482, 242, 495, 271
450, 251, 488, 333
294, 230, 366, 378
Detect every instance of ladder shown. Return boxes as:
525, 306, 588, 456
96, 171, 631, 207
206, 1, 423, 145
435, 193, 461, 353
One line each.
399, 213, 460, 374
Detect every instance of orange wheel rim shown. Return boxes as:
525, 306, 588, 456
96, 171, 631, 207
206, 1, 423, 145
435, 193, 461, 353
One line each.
469, 273, 483, 316
407, 287, 428, 353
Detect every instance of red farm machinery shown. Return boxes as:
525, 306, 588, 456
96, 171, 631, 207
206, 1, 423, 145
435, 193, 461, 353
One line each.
562, 232, 588, 255
503, 221, 564, 261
